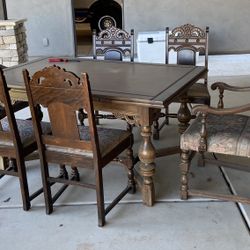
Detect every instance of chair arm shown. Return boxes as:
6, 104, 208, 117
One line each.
192, 103, 250, 116
211, 82, 250, 109
211, 82, 250, 92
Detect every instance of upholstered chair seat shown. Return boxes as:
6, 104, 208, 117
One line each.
181, 113, 250, 158
0, 117, 51, 148
46, 126, 131, 158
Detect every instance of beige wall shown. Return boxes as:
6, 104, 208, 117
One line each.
6, 0, 75, 57
124, 0, 250, 54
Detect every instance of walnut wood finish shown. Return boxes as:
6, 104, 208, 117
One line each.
79, 27, 135, 125
180, 83, 250, 204
93, 26, 134, 62
0, 68, 44, 211
154, 24, 210, 139
23, 65, 135, 226
4, 58, 206, 206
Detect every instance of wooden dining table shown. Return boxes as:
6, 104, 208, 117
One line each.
3, 57, 207, 206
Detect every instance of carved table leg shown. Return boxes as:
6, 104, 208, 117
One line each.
177, 95, 192, 134
138, 125, 156, 206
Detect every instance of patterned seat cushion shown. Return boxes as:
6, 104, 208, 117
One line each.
46, 126, 131, 158
0, 117, 51, 147
180, 113, 250, 158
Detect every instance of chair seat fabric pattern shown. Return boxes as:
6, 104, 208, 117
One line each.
180, 113, 250, 157
46, 126, 131, 158
0, 117, 51, 147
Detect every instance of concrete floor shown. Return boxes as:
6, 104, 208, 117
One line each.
1, 55, 250, 249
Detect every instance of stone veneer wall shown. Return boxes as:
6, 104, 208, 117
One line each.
0, 19, 27, 67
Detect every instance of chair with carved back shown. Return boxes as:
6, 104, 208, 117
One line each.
179, 81, 250, 204
23, 65, 136, 227
93, 26, 134, 62
153, 23, 210, 139
0, 68, 50, 211
82, 26, 135, 126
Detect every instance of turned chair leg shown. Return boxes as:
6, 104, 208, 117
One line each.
165, 106, 169, 125
153, 119, 159, 140
59, 165, 68, 179
126, 144, 136, 194
70, 166, 80, 181
95, 111, 100, 125
180, 149, 190, 200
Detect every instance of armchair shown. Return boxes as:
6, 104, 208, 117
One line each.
179, 81, 250, 203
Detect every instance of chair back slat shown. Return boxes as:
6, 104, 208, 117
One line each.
93, 26, 134, 62
23, 66, 101, 158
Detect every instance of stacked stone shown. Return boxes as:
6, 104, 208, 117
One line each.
0, 19, 28, 67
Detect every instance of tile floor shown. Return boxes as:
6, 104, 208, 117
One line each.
1, 55, 250, 250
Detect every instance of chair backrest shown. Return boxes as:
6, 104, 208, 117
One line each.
93, 26, 134, 62
23, 65, 101, 161
166, 23, 209, 73
0, 68, 22, 152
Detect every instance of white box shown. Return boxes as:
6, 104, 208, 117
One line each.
137, 31, 166, 64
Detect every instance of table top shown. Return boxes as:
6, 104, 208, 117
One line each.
4, 57, 206, 108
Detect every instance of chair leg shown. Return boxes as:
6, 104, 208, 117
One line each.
95, 166, 105, 227
165, 106, 169, 125
126, 144, 136, 194
126, 123, 133, 133
15, 158, 31, 211
197, 152, 205, 167
179, 149, 191, 200
95, 110, 100, 125
70, 166, 80, 181
40, 159, 53, 214
153, 119, 159, 140
59, 164, 68, 179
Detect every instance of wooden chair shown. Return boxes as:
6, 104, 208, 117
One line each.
85, 26, 135, 125
179, 81, 250, 203
0, 68, 50, 211
23, 65, 136, 227
153, 24, 210, 139
93, 26, 134, 62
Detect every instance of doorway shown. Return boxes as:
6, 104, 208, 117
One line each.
72, 0, 124, 57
